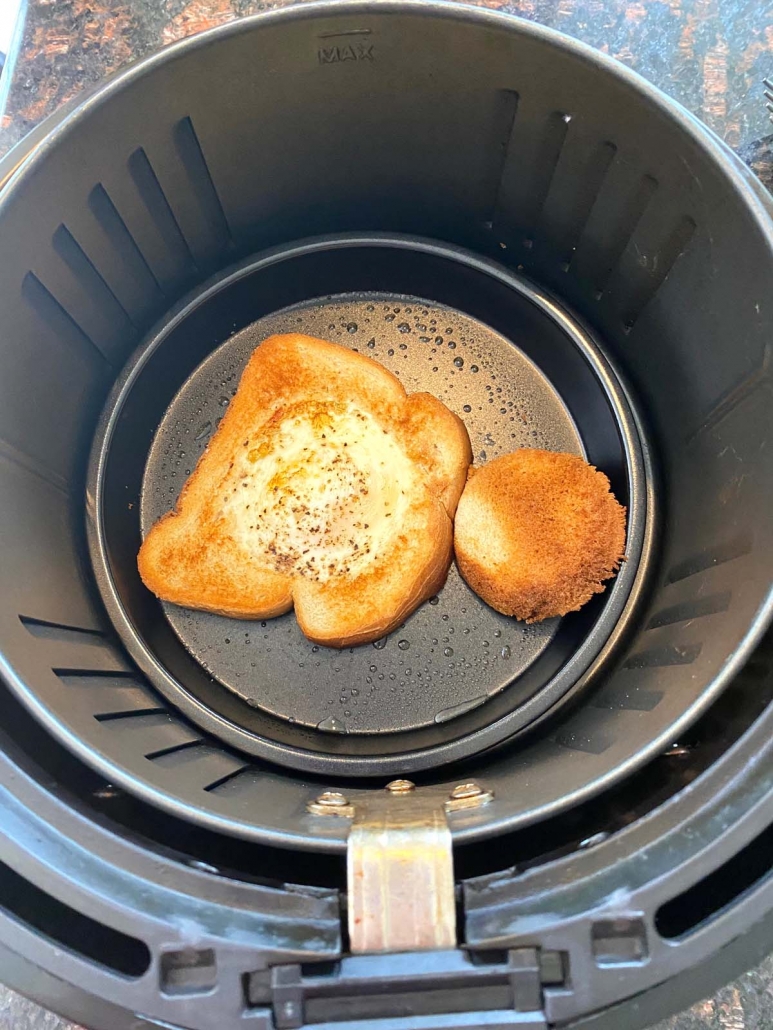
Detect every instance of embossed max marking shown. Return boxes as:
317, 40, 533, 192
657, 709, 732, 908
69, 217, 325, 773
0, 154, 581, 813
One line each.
318, 42, 375, 64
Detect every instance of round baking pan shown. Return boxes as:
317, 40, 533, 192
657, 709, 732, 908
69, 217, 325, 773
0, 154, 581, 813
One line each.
88, 234, 649, 775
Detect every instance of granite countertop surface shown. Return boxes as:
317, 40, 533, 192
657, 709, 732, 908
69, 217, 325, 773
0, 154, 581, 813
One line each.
0, 1, 772, 1029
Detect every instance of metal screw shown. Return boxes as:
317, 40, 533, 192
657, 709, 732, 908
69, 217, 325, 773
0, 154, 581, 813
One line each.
316, 791, 349, 807
445, 781, 494, 812
450, 782, 484, 801
189, 859, 219, 874
93, 785, 121, 800
386, 779, 415, 793
664, 743, 692, 757
579, 831, 609, 850
307, 790, 354, 817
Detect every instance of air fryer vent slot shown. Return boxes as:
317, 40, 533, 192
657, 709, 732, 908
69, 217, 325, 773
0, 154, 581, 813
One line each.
554, 721, 613, 754
93, 711, 202, 754
492, 106, 572, 244
623, 644, 702, 669
88, 183, 166, 311
556, 140, 619, 271
647, 592, 731, 629
145, 738, 206, 761
94, 707, 168, 722
52, 223, 137, 346
24, 113, 236, 372
0, 438, 70, 494
160, 948, 217, 996
619, 214, 696, 331
592, 686, 663, 711
170, 115, 234, 264
484, 90, 519, 227
688, 341, 772, 443
655, 821, 773, 939
521, 110, 572, 242
128, 146, 199, 282
21, 615, 131, 672
590, 174, 658, 300
0, 858, 150, 977
21, 271, 111, 368
19, 615, 107, 643
667, 535, 753, 584
149, 743, 248, 792
489, 109, 698, 333
50, 670, 163, 719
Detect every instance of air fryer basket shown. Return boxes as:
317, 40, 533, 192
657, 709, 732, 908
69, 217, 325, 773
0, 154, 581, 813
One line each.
0, 4, 772, 1028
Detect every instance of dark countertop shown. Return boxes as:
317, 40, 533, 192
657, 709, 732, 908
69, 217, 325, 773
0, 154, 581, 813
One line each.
0, 1, 772, 1028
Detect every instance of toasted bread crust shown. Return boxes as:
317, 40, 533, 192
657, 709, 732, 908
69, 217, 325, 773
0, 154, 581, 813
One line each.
138, 334, 472, 646
454, 449, 626, 622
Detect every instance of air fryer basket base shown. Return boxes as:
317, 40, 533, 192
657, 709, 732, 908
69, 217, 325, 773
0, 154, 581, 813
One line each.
89, 235, 649, 775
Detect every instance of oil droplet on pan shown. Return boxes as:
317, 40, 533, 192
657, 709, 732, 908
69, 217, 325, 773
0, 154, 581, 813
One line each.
317, 716, 347, 733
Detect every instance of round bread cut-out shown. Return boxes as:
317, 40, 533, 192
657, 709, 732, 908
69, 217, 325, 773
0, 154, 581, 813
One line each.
454, 449, 626, 623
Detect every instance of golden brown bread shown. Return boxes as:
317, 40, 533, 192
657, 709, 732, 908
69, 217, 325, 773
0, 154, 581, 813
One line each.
454, 449, 626, 622
138, 334, 472, 647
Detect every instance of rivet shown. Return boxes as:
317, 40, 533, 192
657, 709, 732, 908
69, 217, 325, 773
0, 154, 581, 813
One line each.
386, 779, 415, 793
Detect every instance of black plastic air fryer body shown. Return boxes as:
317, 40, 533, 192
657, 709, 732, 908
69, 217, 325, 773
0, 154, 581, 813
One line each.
0, 4, 772, 1029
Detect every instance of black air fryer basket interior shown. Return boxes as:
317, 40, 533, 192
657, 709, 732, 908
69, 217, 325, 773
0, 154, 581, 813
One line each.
0, 4, 773, 1028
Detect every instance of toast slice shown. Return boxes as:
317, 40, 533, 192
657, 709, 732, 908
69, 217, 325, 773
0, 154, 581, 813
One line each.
138, 334, 472, 647
454, 449, 626, 622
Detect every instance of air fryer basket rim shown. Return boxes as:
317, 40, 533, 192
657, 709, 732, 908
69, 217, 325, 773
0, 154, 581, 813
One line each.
0, 0, 770, 856
3, 0, 773, 246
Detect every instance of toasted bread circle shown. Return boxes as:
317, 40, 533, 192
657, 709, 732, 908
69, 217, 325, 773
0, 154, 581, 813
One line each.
138, 334, 472, 647
454, 449, 626, 623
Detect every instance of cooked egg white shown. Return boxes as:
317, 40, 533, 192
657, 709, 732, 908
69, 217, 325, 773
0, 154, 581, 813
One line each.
222, 401, 417, 582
